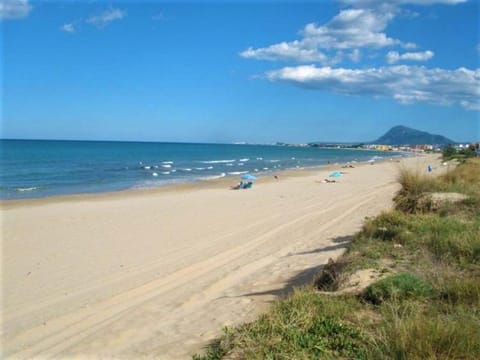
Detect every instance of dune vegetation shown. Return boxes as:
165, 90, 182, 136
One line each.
194, 158, 480, 360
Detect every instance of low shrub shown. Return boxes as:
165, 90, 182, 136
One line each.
363, 273, 433, 305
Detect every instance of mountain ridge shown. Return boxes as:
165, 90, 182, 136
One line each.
372, 125, 454, 145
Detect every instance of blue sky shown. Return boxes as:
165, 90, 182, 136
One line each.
1, 0, 479, 143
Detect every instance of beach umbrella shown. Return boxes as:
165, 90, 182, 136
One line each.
329, 171, 342, 178
241, 173, 257, 181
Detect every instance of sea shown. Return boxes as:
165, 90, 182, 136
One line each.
0, 140, 400, 200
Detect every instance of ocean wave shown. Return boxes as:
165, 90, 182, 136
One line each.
268, 160, 280, 163
256, 157, 263, 160
228, 171, 248, 175
161, 164, 172, 168
161, 171, 170, 175
199, 173, 226, 180
16, 187, 39, 192
200, 159, 235, 164
195, 167, 206, 171
207, 166, 213, 169
152, 172, 159, 177
180, 168, 192, 172
239, 158, 249, 162
226, 163, 234, 166
162, 161, 174, 164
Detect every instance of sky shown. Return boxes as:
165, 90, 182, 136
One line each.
1, 0, 479, 143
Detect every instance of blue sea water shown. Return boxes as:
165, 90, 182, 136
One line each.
0, 140, 399, 200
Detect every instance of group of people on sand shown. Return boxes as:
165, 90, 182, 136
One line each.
231, 181, 253, 190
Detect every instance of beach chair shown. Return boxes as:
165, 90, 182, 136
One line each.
242, 182, 253, 189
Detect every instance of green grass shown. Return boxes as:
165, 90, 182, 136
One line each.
363, 273, 433, 305
372, 306, 480, 360
193, 159, 480, 360
194, 289, 369, 360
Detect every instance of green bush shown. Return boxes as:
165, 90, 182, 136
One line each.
363, 273, 433, 305
361, 211, 412, 243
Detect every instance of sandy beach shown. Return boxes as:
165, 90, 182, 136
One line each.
1, 154, 441, 359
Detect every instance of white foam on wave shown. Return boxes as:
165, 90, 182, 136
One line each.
239, 158, 249, 162
152, 172, 158, 177
228, 171, 248, 175
268, 160, 280, 163
161, 164, 172, 168
161, 171, 170, 175
195, 167, 206, 171
256, 157, 263, 160
207, 166, 213, 170
199, 172, 226, 180
226, 163, 234, 167
16, 187, 39, 192
143, 166, 152, 170
162, 161, 174, 164
200, 159, 235, 164
238, 163, 244, 166
181, 168, 192, 172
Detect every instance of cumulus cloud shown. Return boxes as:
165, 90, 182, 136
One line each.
86, 8, 126, 28
0, 0, 31, 20
301, 8, 401, 49
240, 0, 467, 65
61, 23, 75, 33
386, 50, 434, 63
240, 42, 327, 63
266, 65, 480, 110
240, 8, 407, 64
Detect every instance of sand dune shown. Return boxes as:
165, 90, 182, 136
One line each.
1, 154, 440, 359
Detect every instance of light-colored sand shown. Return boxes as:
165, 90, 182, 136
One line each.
1, 154, 441, 359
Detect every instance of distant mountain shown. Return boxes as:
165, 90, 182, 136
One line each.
373, 126, 454, 145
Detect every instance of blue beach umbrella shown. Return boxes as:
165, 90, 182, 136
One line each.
329, 171, 342, 178
241, 174, 257, 181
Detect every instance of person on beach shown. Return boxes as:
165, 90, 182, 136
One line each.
231, 181, 244, 190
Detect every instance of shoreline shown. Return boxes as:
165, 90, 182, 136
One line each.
1, 153, 410, 209
2, 153, 438, 359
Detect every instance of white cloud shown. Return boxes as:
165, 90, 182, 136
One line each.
240, 0, 467, 65
240, 7, 412, 64
301, 8, 401, 49
349, 49, 362, 62
266, 65, 480, 110
386, 50, 434, 63
61, 23, 75, 33
86, 8, 126, 28
240, 42, 327, 63
0, 0, 31, 20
